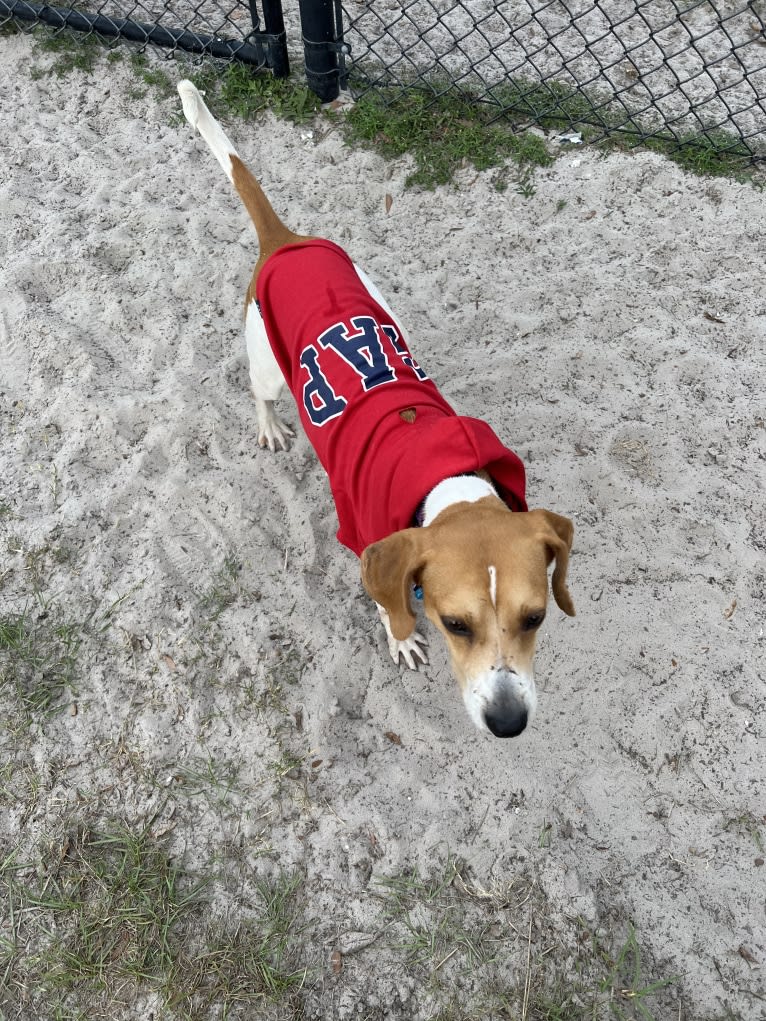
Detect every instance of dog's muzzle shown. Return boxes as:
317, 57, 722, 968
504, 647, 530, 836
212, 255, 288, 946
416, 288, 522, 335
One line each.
464, 666, 536, 738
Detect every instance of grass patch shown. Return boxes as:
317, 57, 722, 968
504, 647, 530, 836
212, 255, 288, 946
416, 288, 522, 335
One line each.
0, 826, 306, 1019
163, 754, 245, 811
165, 59, 320, 125
197, 551, 245, 621
375, 856, 519, 988
490, 74, 618, 136
376, 856, 462, 917
216, 60, 321, 124
168, 873, 306, 1017
4, 827, 675, 1019
722, 811, 764, 853
15, 23, 320, 126
342, 88, 552, 190
0, 535, 137, 730
0, 827, 200, 1013
597, 925, 678, 1020
128, 50, 175, 99
370, 857, 678, 1019
643, 129, 756, 179
0, 18, 23, 37
0, 604, 81, 724
28, 27, 106, 77
348, 72, 762, 184
485, 74, 760, 180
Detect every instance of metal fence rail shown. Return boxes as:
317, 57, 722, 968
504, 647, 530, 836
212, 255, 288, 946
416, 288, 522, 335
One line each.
2, 0, 764, 157
0, 0, 289, 70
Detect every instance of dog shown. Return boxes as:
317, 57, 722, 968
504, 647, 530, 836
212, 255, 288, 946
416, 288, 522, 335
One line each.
177, 80, 575, 738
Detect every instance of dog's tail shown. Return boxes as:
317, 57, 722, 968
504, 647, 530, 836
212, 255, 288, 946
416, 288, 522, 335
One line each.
177, 79, 240, 183
177, 80, 301, 257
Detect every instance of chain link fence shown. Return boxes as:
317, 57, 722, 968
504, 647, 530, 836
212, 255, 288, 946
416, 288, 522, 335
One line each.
338, 0, 766, 157
2, 0, 764, 157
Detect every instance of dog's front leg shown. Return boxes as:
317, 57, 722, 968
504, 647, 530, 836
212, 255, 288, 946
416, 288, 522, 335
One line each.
375, 603, 428, 670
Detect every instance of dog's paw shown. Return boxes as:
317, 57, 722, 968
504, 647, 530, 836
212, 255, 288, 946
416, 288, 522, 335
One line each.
386, 630, 429, 671
257, 417, 295, 452
255, 400, 295, 452
375, 602, 428, 670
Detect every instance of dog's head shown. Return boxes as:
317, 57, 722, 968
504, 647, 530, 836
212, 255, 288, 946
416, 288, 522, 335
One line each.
361, 502, 575, 737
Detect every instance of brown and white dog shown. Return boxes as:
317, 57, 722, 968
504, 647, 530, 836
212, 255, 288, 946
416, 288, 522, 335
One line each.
177, 81, 575, 738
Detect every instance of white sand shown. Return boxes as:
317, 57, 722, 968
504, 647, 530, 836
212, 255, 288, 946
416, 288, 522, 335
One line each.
1, 31, 764, 1018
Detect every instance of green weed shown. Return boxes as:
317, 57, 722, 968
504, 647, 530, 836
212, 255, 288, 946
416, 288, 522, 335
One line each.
129, 51, 175, 98
0, 563, 138, 729
0, 827, 306, 1019
0, 605, 80, 723
371, 859, 680, 1019
538, 821, 553, 848
722, 811, 764, 854
644, 129, 756, 179
347, 71, 762, 184
15, 19, 759, 187
165, 754, 244, 807
197, 552, 244, 620
343, 88, 552, 190
0, 827, 202, 1011
598, 925, 678, 1020
29, 27, 105, 77
168, 872, 306, 1016
192, 60, 321, 124
488, 73, 761, 175
374, 857, 504, 981
375, 857, 461, 917
268, 751, 303, 779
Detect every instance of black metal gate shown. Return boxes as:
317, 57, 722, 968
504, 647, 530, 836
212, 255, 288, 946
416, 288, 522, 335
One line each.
0, 0, 346, 100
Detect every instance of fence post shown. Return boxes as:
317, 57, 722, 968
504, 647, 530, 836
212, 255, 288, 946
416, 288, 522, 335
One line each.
297, 0, 342, 102
258, 0, 289, 77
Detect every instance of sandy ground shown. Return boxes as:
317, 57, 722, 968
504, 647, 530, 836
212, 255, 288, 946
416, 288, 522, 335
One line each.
1, 30, 765, 1020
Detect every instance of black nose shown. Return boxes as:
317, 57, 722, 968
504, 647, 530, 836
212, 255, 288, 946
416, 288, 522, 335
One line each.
484, 703, 528, 738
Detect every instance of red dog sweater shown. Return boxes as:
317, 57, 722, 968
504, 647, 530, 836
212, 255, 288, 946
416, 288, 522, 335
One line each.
255, 239, 527, 556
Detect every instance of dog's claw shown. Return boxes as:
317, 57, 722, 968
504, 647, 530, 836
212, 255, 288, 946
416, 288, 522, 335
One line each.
387, 630, 429, 670
376, 603, 429, 670
255, 397, 295, 453
257, 418, 295, 452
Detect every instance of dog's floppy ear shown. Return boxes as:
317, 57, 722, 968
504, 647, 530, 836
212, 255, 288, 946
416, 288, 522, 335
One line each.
361, 528, 426, 641
529, 509, 576, 617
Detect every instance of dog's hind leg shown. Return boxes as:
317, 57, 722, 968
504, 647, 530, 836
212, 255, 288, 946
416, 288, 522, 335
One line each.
245, 298, 295, 452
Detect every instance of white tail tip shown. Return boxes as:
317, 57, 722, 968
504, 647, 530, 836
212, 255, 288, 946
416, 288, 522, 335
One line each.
177, 79, 204, 128
177, 78, 239, 184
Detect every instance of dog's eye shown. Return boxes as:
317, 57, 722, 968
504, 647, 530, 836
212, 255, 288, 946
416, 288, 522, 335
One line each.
523, 612, 545, 631
441, 616, 473, 638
